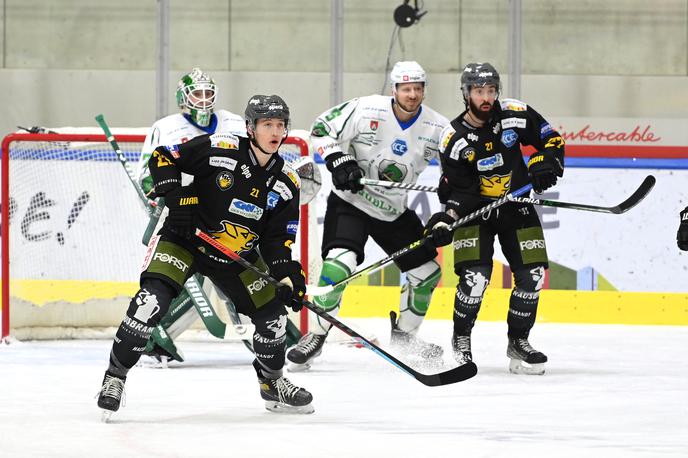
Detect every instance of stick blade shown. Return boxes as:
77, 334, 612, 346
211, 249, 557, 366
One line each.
414, 361, 478, 386
612, 175, 656, 214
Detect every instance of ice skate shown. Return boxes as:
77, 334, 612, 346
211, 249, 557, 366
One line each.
452, 333, 473, 365
286, 332, 327, 372
507, 336, 547, 375
389, 311, 444, 360
97, 371, 126, 422
258, 375, 314, 414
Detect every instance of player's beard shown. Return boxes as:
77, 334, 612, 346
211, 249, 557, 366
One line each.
469, 98, 494, 122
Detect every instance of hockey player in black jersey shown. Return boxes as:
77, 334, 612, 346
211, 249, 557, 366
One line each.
426, 63, 565, 375
97, 95, 314, 419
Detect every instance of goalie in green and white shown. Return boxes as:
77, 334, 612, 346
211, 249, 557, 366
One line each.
287, 61, 449, 371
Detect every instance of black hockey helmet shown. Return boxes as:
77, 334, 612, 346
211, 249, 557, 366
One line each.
460, 62, 500, 102
244, 94, 290, 131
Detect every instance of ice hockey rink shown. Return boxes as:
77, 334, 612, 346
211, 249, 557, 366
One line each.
1, 319, 686, 458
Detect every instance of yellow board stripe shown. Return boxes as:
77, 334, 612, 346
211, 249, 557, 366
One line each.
339, 286, 688, 326
3, 280, 138, 306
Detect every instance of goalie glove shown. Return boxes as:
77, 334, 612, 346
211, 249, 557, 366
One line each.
326, 153, 364, 193
527, 152, 564, 194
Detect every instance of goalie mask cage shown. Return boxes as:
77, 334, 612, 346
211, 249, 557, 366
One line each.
1, 131, 319, 341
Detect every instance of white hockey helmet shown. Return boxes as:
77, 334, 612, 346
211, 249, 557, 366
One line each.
389, 61, 426, 90
176, 68, 217, 127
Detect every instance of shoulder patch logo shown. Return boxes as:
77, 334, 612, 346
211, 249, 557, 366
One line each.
208, 220, 259, 254
500, 98, 527, 112
449, 138, 469, 160
210, 133, 240, 150
441, 128, 456, 152
370, 120, 379, 131
267, 191, 280, 210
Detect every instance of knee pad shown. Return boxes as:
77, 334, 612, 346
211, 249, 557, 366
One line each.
401, 260, 441, 317
453, 265, 493, 334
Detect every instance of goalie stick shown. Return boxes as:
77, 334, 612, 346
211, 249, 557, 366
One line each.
360, 175, 656, 215
195, 228, 477, 386
306, 184, 533, 297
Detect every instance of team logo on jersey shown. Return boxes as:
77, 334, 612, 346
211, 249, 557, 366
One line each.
210, 133, 239, 150
286, 221, 299, 235
266, 191, 280, 210
208, 220, 259, 254
209, 156, 237, 170
423, 145, 438, 162
229, 198, 264, 220
501, 129, 518, 148
462, 147, 476, 162
370, 120, 379, 131
378, 160, 408, 182
477, 153, 504, 171
479, 173, 512, 197
273, 181, 293, 200
391, 139, 408, 156
216, 171, 234, 191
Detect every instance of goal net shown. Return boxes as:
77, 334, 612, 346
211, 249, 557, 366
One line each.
0, 128, 321, 341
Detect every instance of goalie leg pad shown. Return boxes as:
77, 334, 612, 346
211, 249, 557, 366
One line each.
110, 278, 176, 372
311, 248, 357, 335
507, 266, 545, 337
397, 260, 441, 333
453, 265, 492, 335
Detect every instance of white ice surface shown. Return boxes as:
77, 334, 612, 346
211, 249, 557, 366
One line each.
1, 320, 686, 458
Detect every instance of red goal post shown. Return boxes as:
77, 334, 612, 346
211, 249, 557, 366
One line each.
1, 131, 314, 340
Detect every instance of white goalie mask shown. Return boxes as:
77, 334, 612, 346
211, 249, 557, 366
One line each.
176, 68, 217, 127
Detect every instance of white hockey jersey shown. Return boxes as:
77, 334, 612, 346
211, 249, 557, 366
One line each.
310, 95, 448, 221
137, 110, 246, 192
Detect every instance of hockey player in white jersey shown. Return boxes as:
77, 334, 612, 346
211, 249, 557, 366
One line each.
287, 61, 449, 370
136, 68, 246, 363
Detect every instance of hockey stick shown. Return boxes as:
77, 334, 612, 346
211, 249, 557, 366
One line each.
195, 228, 477, 386
95, 114, 233, 342
360, 175, 656, 215
306, 183, 533, 297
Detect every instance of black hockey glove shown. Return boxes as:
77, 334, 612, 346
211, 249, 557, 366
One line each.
273, 260, 307, 312
528, 152, 564, 194
326, 153, 364, 193
165, 186, 199, 239
677, 207, 688, 251
424, 212, 456, 248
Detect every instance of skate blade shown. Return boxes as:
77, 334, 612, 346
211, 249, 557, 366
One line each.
264, 400, 315, 414
509, 358, 545, 375
101, 410, 114, 423
287, 361, 312, 373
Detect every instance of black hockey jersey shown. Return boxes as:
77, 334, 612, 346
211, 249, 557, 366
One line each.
148, 133, 301, 268
438, 98, 565, 212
